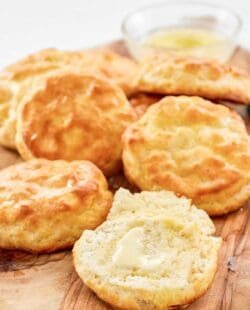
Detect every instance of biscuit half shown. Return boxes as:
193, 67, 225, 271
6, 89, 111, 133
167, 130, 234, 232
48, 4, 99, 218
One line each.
108, 188, 215, 235
122, 96, 250, 215
16, 71, 136, 176
73, 189, 221, 310
135, 54, 250, 104
0, 159, 112, 253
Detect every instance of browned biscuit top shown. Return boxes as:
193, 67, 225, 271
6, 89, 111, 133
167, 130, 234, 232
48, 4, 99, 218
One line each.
16, 71, 136, 176
122, 96, 250, 215
3, 48, 138, 94
135, 54, 250, 104
0, 159, 112, 252
0, 48, 138, 149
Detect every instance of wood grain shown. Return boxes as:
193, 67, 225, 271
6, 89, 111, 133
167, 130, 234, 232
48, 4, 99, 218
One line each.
0, 42, 250, 310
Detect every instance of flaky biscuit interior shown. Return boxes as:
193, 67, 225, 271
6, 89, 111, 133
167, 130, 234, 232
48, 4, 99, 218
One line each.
108, 188, 215, 235
74, 188, 221, 310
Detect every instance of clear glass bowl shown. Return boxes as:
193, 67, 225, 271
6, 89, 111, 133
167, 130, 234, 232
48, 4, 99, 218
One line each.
121, 1, 242, 62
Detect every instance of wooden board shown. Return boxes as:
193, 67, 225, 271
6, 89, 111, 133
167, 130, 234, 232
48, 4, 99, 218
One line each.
0, 41, 250, 310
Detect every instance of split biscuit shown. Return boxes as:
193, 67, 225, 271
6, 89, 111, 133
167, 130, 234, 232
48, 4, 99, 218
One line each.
107, 188, 215, 235
73, 188, 221, 310
122, 96, 250, 215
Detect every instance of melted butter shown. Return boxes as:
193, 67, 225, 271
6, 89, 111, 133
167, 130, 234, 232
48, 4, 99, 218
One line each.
112, 227, 164, 269
143, 28, 220, 50
136, 27, 234, 62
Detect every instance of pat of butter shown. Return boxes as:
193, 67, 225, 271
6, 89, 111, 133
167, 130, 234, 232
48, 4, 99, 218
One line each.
112, 227, 164, 269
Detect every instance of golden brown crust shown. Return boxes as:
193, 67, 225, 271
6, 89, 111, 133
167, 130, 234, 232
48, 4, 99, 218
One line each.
0, 48, 138, 149
3, 48, 138, 95
0, 58, 65, 149
135, 54, 250, 104
16, 71, 136, 176
122, 96, 250, 215
0, 78, 19, 148
74, 267, 218, 310
86, 48, 138, 95
0, 159, 112, 253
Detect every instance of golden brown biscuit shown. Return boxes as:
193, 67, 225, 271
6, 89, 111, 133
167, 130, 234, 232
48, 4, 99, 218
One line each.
123, 96, 250, 215
0, 159, 112, 253
0, 74, 55, 149
129, 93, 162, 117
0, 48, 137, 149
0, 60, 64, 149
3, 48, 138, 95
135, 54, 250, 104
16, 71, 136, 176
3, 48, 84, 78
86, 48, 138, 95
73, 189, 221, 310
0, 79, 18, 148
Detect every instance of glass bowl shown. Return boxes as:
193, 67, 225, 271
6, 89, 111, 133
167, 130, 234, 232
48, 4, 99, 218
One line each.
121, 1, 242, 62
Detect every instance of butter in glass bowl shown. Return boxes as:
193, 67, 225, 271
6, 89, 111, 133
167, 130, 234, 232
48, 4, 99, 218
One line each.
122, 2, 242, 62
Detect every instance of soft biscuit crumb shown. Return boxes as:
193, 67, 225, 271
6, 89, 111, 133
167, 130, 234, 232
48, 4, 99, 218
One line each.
73, 188, 222, 310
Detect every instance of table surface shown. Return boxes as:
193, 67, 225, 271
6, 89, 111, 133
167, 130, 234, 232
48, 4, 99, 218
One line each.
0, 0, 250, 68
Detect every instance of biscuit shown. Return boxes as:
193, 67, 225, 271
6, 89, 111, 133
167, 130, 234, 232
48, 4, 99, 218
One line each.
0, 61, 63, 149
3, 48, 84, 77
0, 48, 138, 148
3, 48, 138, 95
73, 189, 221, 310
0, 79, 17, 148
0, 159, 112, 253
129, 93, 162, 117
16, 71, 136, 176
122, 96, 250, 215
85, 48, 138, 95
135, 54, 250, 104
0, 74, 55, 149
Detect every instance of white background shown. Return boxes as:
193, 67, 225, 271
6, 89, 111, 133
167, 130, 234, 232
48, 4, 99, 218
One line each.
0, 0, 249, 67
